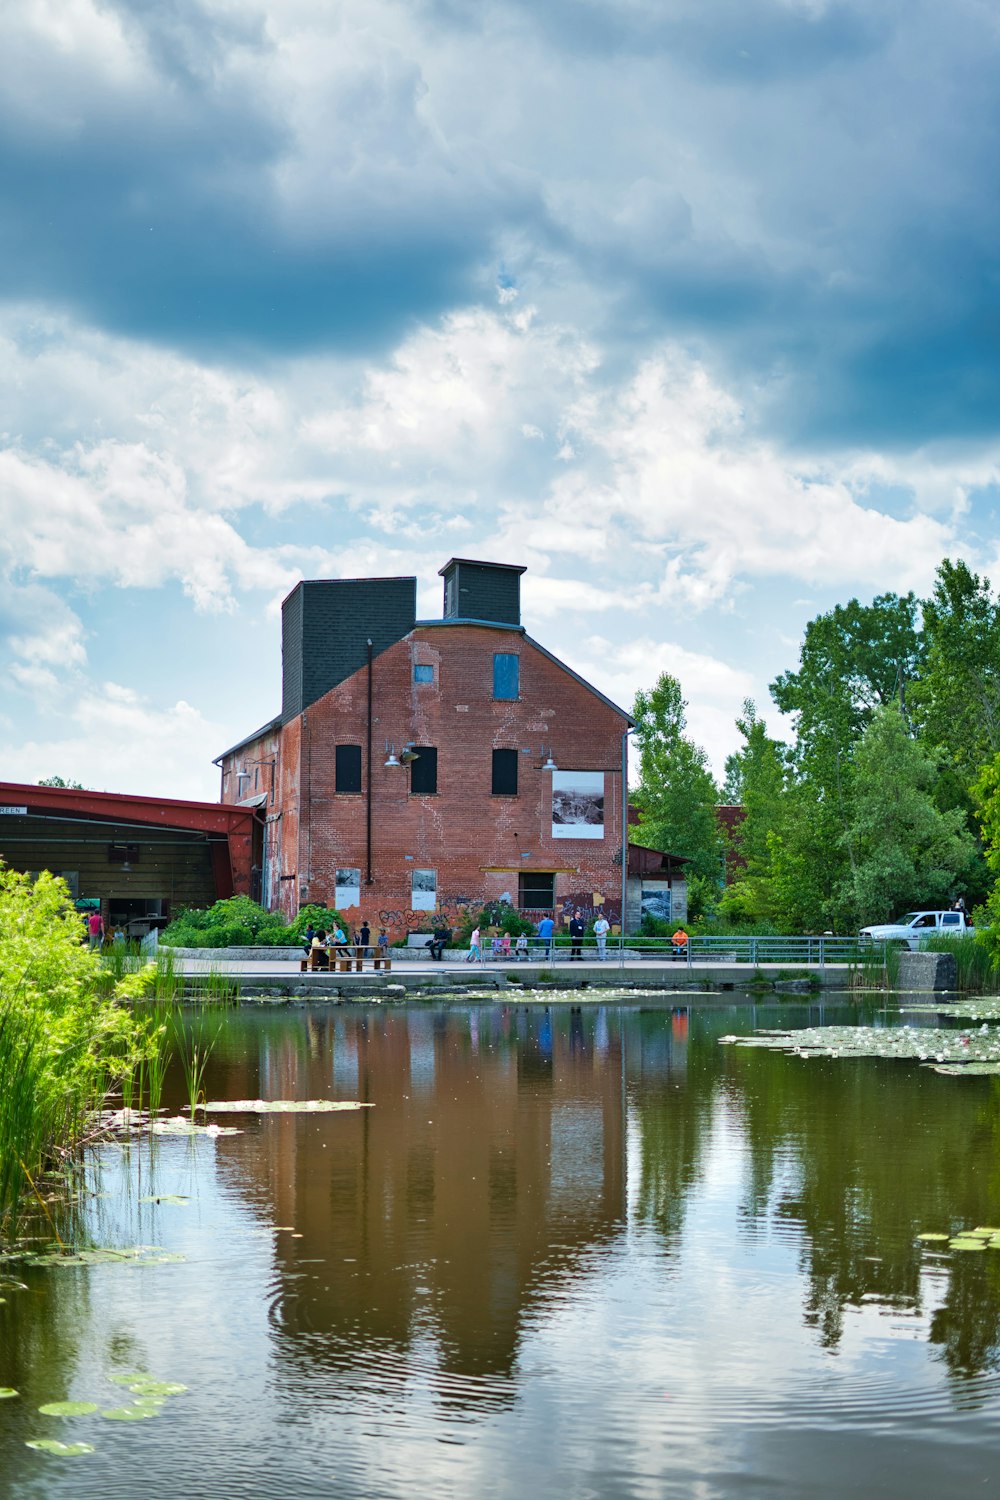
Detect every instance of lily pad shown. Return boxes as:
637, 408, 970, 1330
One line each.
721, 1024, 1000, 1074
917, 1233, 949, 1241
39, 1401, 99, 1417
198, 1099, 372, 1113
0, 1388, 18, 1399
20, 1245, 186, 1268
101, 1406, 155, 1421
127, 1381, 186, 1397
26, 1439, 95, 1455
108, 1372, 151, 1386
950, 1239, 987, 1250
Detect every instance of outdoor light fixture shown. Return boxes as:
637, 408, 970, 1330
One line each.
385, 741, 420, 767
539, 746, 558, 771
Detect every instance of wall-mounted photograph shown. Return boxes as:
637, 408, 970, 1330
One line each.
411, 868, 437, 911
641, 885, 673, 923
335, 868, 361, 908
552, 771, 604, 840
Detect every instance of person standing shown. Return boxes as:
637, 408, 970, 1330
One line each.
359, 920, 371, 956
87, 909, 104, 950
537, 912, 555, 960
569, 909, 585, 961
593, 912, 610, 961
515, 933, 529, 961
466, 925, 481, 963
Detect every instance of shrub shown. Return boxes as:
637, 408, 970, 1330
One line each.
0, 864, 156, 1236
161, 896, 292, 948
457, 902, 535, 944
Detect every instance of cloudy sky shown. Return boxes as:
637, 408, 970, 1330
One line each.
3, 0, 999, 799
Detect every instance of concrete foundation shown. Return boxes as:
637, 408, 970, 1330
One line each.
896, 951, 958, 992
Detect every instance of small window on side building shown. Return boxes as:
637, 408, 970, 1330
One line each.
335, 744, 362, 794
493, 653, 520, 700
492, 748, 518, 796
410, 747, 438, 795
413, 664, 434, 683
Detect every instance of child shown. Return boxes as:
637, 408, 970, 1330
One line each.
515, 933, 528, 961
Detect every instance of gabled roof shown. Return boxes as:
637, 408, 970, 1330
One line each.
213, 716, 282, 766
523, 634, 633, 725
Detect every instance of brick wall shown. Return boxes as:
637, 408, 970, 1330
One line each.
227, 623, 628, 937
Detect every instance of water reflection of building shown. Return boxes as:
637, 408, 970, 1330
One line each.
216, 1007, 626, 1399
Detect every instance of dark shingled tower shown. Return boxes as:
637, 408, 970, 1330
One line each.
280, 576, 417, 722
439, 558, 526, 627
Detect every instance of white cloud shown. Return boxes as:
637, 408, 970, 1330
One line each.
0, 295, 997, 788
0, 681, 223, 800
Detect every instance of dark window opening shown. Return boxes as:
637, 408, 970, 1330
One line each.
335, 744, 363, 794
410, 746, 438, 795
519, 872, 555, 908
492, 748, 518, 796
493, 652, 520, 700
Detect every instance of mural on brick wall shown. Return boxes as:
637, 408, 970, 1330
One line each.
551, 771, 604, 839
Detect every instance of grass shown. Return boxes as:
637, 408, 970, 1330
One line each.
922, 933, 997, 992
171, 1006, 227, 1118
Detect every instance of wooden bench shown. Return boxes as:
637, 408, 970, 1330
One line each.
300, 949, 392, 974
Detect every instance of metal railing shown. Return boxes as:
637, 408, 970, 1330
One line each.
477, 934, 878, 968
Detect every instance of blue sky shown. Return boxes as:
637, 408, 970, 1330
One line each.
3, 0, 1000, 798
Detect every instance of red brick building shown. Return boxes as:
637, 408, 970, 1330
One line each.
215, 559, 633, 939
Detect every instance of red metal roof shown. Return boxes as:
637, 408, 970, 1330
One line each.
0, 781, 258, 836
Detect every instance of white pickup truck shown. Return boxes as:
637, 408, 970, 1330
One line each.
858, 910, 974, 949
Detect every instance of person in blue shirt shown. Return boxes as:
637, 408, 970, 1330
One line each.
537, 913, 555, 959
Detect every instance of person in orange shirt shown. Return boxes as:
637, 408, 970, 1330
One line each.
672, 927, 689, 958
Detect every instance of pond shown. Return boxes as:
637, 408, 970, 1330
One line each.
3, 996, 1000, 1498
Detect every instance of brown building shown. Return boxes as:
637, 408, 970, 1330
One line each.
215, 559, 633, 938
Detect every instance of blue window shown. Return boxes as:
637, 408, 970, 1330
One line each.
413, 664, 434, 683
493, 653, 519, 700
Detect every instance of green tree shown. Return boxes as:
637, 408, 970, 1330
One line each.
631, 673, 723, 915
913, 559, 1000, 788
970, 754, 1000, 968
37, 776, 85, 789
718, 702, 791, 925
839, 705, 975, 928
770, 593, 922, 764
768, 593, 924, 928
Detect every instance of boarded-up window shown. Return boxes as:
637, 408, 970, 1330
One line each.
519, 872, 555, 908
410, 747, 437, 795
493, 653, 519, 700
335, 744, 362, 793
492, 748, 518, 796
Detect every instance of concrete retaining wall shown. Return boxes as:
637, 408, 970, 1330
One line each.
896, 951, 958, 992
